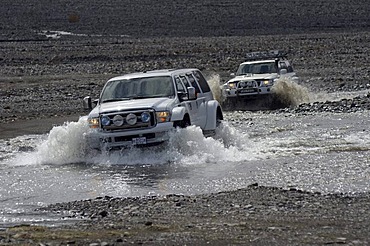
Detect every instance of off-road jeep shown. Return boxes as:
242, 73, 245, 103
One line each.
83, 68, 223, 150
221, 50, 299, 104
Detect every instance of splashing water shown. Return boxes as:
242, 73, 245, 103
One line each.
92, 122, 260, 166
271, 77, 310, 107
207, 73, 311, 108
3, 117, 261, 167
271, 77, 369, 106
36, 118, 91, 165
5, 118, 91, 166
206, 73, 224, 103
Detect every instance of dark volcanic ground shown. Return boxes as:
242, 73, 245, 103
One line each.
1, 0, 370, 245
1, 32, 370, 128
1, 0, 369, 40
1, 0, 370, 129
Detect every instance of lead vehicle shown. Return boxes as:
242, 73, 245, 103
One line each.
83, 68, 223, 150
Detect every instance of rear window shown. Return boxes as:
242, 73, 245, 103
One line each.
193, 70, 210, 92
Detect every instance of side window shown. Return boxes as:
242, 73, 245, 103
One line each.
175, 76, 185, 92
279, 61, 287, 69
179, 75, 190, 88
193, 70, 210, 93
285, 61, 294, 73
279, 61, 288, 70
185, 74, 201, 93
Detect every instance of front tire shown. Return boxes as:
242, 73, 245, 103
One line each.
173, 114, 191, 128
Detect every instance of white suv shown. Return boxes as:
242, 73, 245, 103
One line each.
222, 50, 299, 102
83, 68, 223, 150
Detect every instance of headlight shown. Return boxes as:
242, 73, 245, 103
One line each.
113, 115, 124, 126
228, 82, 237, 89
156, 111, 170, 123
262, 79, 274, 86
88, 117, 99, 128
101, 115, 111, 126
141, 112, 151, 123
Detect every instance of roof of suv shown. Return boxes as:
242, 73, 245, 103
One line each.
240, 59, 276, 65
108, 68, 198, 81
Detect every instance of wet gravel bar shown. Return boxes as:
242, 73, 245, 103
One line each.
1, 185, 370, 245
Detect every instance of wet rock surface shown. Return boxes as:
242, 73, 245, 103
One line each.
1, 0, 370, 245
281, 94, 370, 113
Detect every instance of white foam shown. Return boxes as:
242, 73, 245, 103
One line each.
3, 118, 91, 166
35, 118, 91, 165
1, 117, 262, 166
88, 123, 258, 166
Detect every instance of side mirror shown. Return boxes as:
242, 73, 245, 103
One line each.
83, 96, 92, 110
230, 73, 236, 77
187, 87, 197, 100
280, 69, 287, 75
177, 91, 187, 102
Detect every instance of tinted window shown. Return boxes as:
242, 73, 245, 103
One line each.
185, 74, 201, 93
237, 62, 276, 75
179, 76, 190, 87
279, 61, 288, 70
100, 76, 174, 102
193, 70, 210, 92
175, 76, 186, 92
287, 63, 294, 73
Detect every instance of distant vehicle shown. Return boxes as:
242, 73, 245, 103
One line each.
221, 50, 299, 107
83, 68, 223, 150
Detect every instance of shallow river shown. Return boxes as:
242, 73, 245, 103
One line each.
1, 109, 370, 228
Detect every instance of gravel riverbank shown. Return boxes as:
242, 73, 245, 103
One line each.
1, 0, 370, 245
2, 185, 370, 245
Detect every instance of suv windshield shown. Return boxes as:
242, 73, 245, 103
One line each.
100, 76, 175, 102
236, 62, 277, 75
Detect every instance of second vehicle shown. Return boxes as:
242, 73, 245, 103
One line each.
221, 50, 299, 107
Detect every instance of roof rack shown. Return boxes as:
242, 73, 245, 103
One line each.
245, 50, 288, 61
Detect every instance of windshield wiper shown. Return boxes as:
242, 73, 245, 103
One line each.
130, 95, 146, 99
102, 98, 130, 103
130, 95, 162, 99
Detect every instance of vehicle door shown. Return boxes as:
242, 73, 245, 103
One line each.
279, 60, 296, 77
185, 73, 207, 128
174, 75, 198, 125
179, 74, 198, 125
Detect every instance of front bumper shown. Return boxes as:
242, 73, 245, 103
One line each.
222, 86, 273, 98
86, 122, 174, 150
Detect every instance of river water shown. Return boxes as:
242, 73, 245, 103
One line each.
1, 108, 370, 228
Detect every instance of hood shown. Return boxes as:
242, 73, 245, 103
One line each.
228, 73, 278, 83
95, 97, 174, 114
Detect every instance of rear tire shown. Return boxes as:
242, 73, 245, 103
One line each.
216, 108, 223, 128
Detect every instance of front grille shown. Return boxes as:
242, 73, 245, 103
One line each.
115, 133, 156, 142
101, 109, 156, 131
237, 80, 257, 89
237, 80, 258, 93
255, 79, 265, 87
